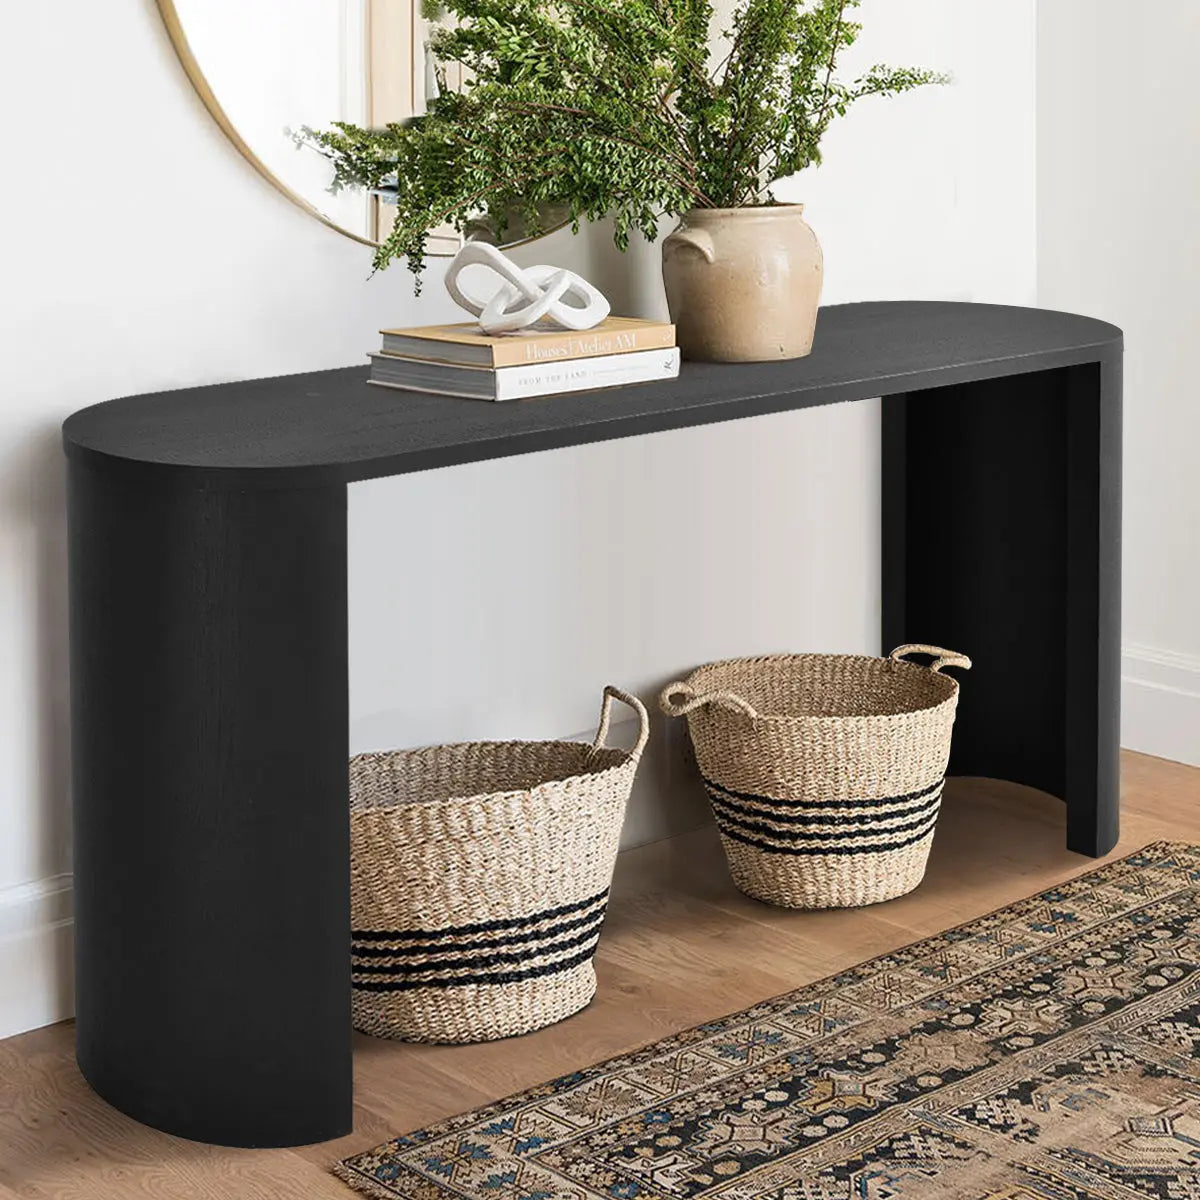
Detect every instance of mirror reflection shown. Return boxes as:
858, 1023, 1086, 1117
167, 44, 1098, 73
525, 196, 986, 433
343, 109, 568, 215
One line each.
161, 0, 466, 251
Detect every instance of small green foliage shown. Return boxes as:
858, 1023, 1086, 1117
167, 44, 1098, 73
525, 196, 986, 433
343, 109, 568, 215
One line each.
298, 0, 946, 288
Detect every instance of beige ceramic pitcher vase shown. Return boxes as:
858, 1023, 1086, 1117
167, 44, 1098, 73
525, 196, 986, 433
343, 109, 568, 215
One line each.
662, 204, 823, 362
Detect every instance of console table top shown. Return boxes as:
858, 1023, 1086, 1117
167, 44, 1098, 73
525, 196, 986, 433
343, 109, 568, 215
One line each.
62, 301, 1121, 488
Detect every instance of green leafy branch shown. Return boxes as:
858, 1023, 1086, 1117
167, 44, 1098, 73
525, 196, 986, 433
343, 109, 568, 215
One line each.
296, 0, 946, 288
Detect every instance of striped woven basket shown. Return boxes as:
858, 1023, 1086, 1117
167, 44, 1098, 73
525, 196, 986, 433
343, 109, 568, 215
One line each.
660, 645, 970, 909
348, 686, 648, 1043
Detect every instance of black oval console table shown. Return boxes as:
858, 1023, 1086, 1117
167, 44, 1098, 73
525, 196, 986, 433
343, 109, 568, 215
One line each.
62, 301, 1122, 1148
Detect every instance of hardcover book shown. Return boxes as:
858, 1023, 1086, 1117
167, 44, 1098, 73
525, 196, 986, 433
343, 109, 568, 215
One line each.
378, 316, 675, 367
368, 346, 682, 401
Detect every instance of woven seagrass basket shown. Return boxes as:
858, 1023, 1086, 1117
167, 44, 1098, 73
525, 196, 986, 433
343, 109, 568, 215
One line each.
348, 686, 648, 1043
660, 645, 970, 909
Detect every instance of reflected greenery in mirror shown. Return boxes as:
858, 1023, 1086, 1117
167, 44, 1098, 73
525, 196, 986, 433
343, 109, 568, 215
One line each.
298, 0, 945, 288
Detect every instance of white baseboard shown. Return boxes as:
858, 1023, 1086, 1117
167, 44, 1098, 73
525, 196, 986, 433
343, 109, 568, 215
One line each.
1122, 643, 1200, 767
0, 872, 74, 1042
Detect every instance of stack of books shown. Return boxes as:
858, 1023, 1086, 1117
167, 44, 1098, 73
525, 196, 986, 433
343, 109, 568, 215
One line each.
368, 316, 680, 401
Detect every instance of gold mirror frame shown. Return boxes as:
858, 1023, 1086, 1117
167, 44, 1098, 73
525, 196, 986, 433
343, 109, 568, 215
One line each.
155, 0, 378, 248
155, 0, 566, 255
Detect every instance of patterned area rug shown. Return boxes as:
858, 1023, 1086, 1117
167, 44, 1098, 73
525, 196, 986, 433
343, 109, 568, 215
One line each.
336, 841, 1200, 1200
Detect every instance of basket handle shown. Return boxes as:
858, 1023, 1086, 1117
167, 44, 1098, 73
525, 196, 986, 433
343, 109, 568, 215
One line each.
889, 644, 972, 674
590, 686, 650, 760
658, 682, 760, 721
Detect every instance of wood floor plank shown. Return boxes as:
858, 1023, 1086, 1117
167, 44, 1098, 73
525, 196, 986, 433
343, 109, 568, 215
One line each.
0, 1024, 353, 1200
0, 751, 1196, 1197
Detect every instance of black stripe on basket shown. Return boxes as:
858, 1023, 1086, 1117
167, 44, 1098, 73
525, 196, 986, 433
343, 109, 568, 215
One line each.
352, 943, 597, 992
352, 905, 607, 958
716, 810, 939, 857
351, 919, 604, 977
703, 775, 944, 812
352, 887, 609, 943
713, 801, 939, 845
707, 784, 943, 831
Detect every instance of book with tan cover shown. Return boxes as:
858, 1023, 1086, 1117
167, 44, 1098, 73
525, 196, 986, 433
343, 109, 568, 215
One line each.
378, 316, 675, 367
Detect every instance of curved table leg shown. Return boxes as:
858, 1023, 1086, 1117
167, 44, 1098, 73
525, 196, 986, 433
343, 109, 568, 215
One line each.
67, 459, 351, 1147
882, 358, 1122, 857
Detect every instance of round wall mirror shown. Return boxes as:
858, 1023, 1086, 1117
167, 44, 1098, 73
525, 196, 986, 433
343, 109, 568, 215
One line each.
157, 0, 547, 254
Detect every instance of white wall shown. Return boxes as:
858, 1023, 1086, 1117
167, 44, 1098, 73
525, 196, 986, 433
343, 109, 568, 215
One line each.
1038, 2, 1200, 767
0, 0, 1035, 1039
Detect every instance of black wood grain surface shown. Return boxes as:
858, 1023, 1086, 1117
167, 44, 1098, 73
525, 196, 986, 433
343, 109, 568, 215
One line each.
63, 302, 1121, 488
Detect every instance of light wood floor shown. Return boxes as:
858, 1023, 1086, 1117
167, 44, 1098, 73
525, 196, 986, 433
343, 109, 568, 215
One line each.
1, 751, 1196, 1198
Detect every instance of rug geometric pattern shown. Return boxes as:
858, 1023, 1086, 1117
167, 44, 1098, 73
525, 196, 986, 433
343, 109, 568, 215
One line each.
336, 842, 1200, 1200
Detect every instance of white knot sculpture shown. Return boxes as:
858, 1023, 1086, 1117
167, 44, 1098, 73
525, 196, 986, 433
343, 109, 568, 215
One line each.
444, 241, 610, 335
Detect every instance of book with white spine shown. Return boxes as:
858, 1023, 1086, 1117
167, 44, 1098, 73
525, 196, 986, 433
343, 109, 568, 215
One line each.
367, 346, 682, 401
